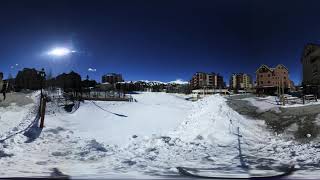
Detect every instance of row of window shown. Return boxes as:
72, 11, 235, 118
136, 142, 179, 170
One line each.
259, 79, 287, 85
258, 77, 287, 81
259, 72, 286, 78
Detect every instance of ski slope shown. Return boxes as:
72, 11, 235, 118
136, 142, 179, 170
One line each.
0, 92, 319, 178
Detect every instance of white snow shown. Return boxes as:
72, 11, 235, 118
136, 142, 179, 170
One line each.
0, 104, 33, 135
0, 92, 319, 178
244, 95, 320, 112
48, 92, 192, 145
243, 96, 280, 112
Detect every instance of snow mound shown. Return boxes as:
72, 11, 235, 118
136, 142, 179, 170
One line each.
171, 94, 255, 146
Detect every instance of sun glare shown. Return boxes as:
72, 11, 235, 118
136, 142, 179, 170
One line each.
47, 47, 74, 57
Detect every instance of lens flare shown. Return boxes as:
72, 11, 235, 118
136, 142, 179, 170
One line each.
47, 47, 75, 56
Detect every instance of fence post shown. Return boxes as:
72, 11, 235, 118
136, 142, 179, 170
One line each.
40, 96, 46, 128
303, 96, 305, 104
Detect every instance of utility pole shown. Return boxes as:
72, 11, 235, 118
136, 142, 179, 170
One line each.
39, 68, 46, 128
281, 77, 285, 106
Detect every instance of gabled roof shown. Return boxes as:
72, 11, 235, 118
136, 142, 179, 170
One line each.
255, 64, 272, 73
275, 64, 289, 72
256, 64, 289, 73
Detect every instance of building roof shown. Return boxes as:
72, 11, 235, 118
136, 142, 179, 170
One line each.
256, 64, 289, 73
255, 64, 272, 73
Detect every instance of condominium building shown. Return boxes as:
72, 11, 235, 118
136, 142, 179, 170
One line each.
255, 64, 292, 94
301, 43, 320, 95
229, 73, 253, 90
190, 72, 224, 89
0, 72, 3, 91
102, 73, 124, 84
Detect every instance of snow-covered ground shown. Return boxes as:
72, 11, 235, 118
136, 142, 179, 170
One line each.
244, 95, 320, 112
243, 96, 281, 112
0, 92, 319, 178
48, 92, 192, 145
0, 92, 37, 140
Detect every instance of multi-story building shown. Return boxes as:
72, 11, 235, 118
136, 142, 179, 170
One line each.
0, 72, 3, 91
190, 72, 224, 89
301, 43, 320, 95
55, 71, 82, 92
255, 64, 292, 94
102, 73, 123, 84
229, 73, 253, 90
15, 68, 44, 91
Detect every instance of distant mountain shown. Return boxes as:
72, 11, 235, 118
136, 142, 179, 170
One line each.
119, 79, 189, 86
168, 79, 189, 85
120, 80, 167, 85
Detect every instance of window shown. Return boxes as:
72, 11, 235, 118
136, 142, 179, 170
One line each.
284, 77, 286, 79
268, 74, 270, 77
260, 75, 263, 78
260, 81, 263, 84
268, 81, 270, 83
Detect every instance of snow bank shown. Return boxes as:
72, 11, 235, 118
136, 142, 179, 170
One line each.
0, 92, 38, 139
171, 95, 264, 146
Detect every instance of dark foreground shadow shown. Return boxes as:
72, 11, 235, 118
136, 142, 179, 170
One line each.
23, 111, 42, 143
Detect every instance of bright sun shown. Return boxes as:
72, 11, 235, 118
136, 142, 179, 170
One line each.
47, 47, 75, 57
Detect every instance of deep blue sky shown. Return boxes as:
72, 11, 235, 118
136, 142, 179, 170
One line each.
0, 0, 319, 84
